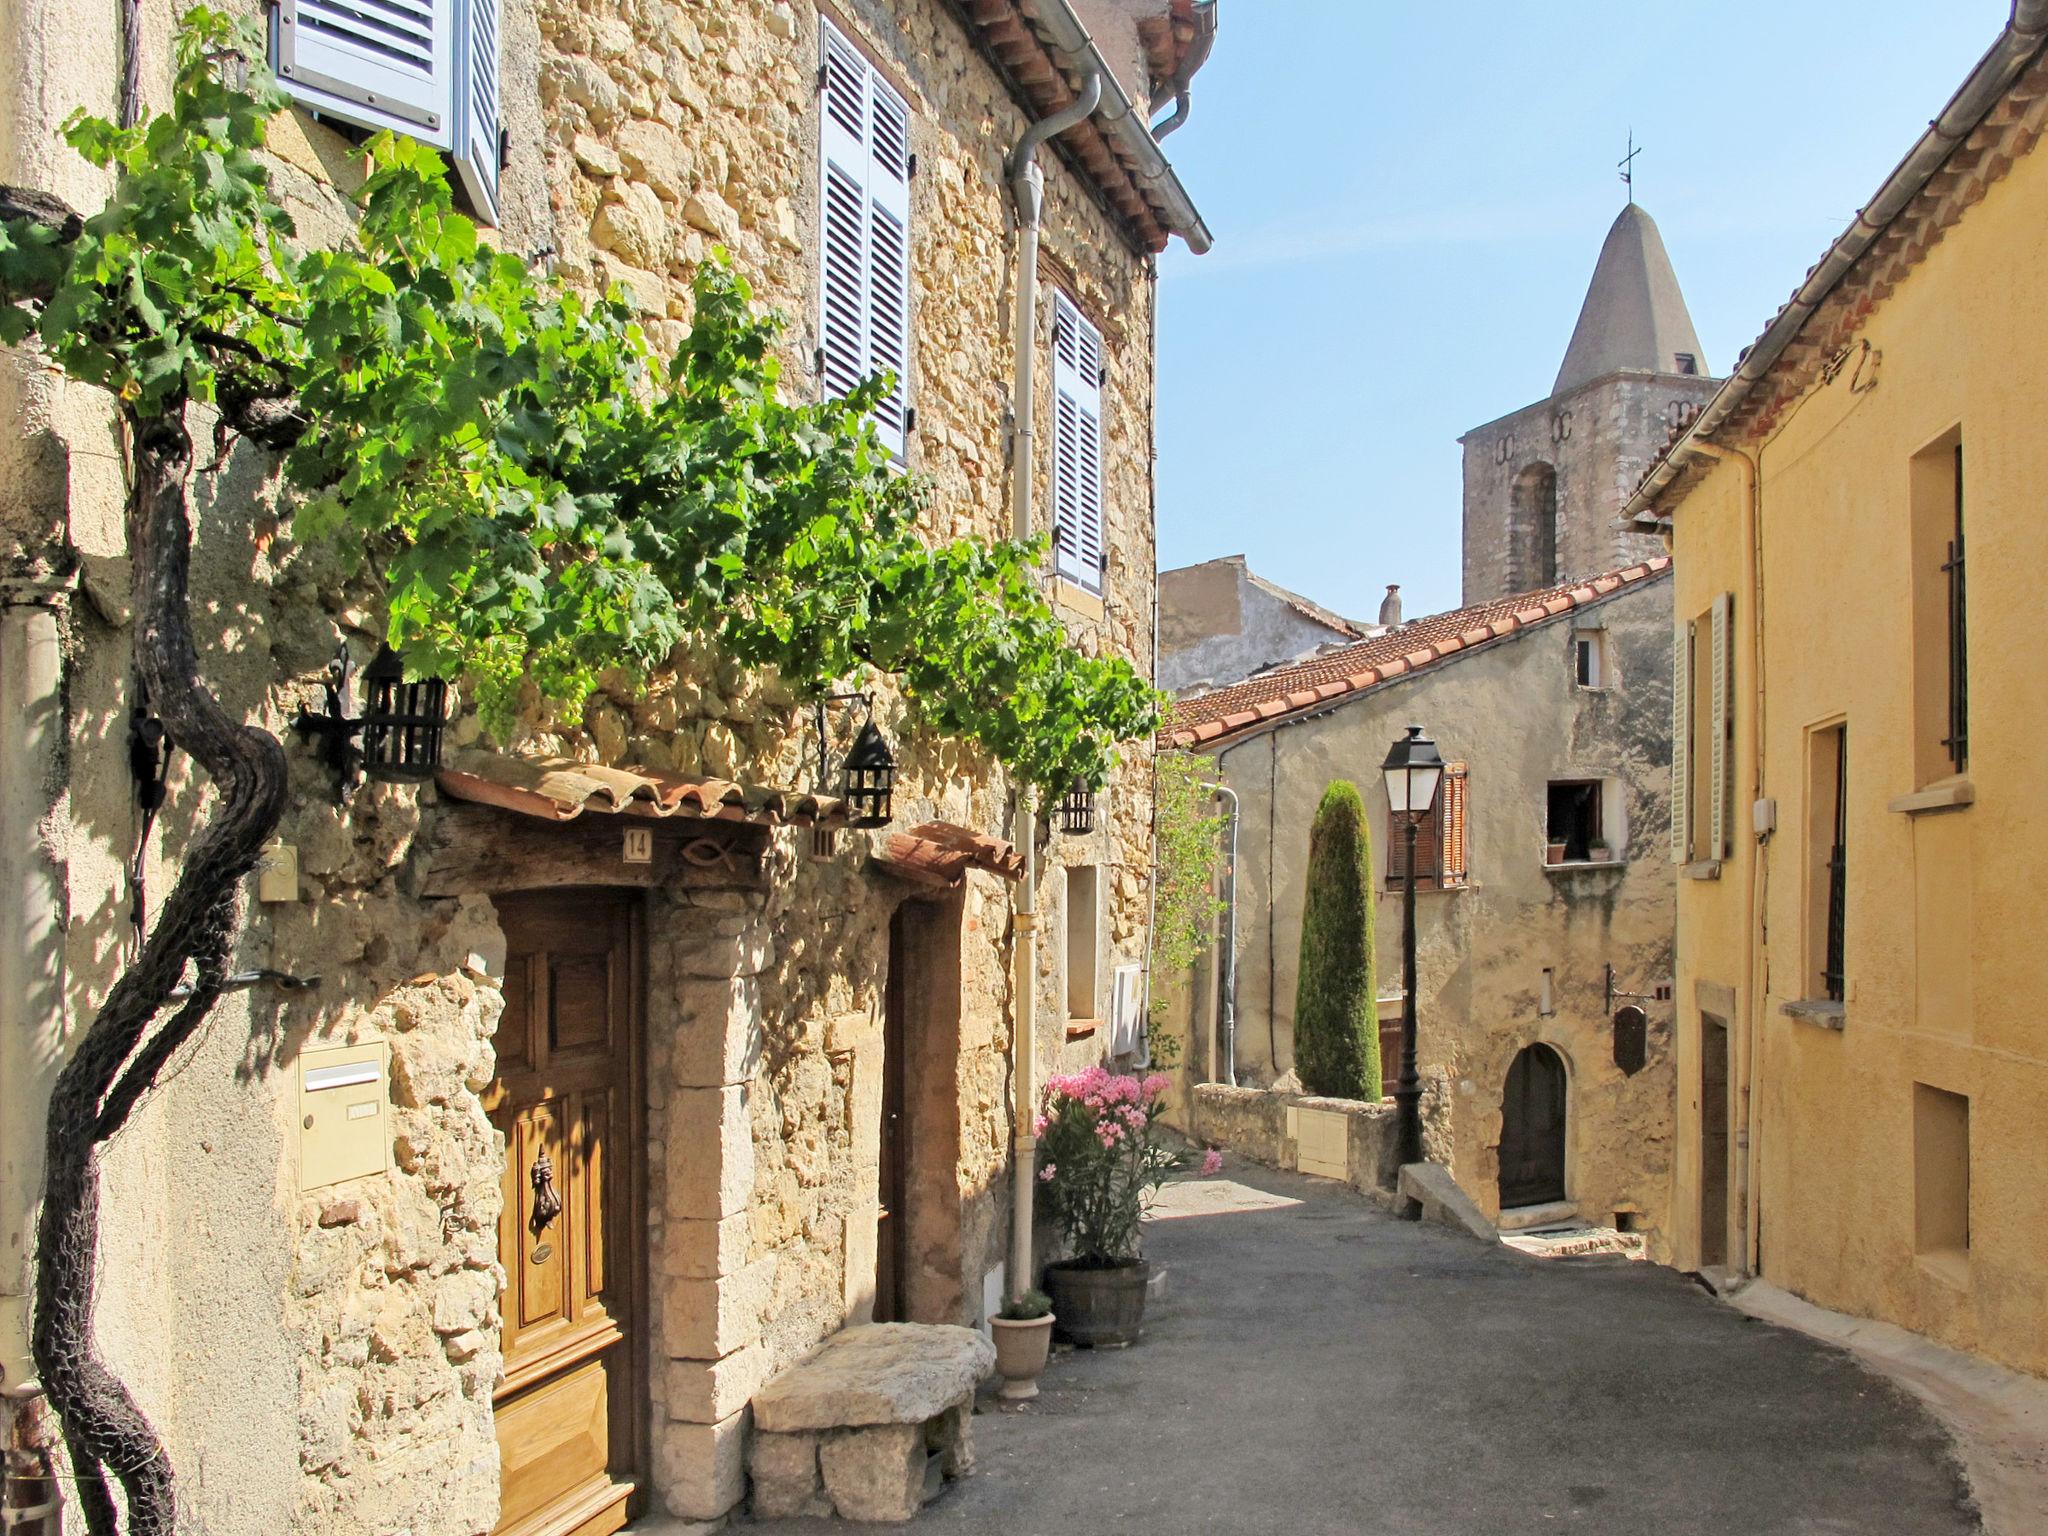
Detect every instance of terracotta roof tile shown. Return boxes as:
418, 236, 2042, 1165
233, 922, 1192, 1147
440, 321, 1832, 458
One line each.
436, 750, 850, 829
870, 821, 1025, 891
1162, 559, 1672, 749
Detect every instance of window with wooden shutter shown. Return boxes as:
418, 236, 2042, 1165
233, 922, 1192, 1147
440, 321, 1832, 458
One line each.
272, 0, 502, 223
1672, 620, 1693, 863
273, 0, 456, 145
1709, 592, 1732, 859
1052, 291, 1105, 590
1440, 764, 1470, 887
818, 20, 912, 460
453, 0, 501, 222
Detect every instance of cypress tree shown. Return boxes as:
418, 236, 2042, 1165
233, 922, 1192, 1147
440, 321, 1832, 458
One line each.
1292, 780, 1379, 1100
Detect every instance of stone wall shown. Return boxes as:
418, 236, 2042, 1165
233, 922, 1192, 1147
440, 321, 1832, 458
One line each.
1163, 577, 1679, 1257
1187, 1084, 1409, 1202
1460, 372, 1716, 604
0, 0, 1170, 1529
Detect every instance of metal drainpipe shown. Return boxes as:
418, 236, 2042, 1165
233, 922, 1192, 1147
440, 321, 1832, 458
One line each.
1148, 0, 1217, 141
1210, 785, 1240, 1087
1005, 68, 1102, 1306
1, 596, 64, 1536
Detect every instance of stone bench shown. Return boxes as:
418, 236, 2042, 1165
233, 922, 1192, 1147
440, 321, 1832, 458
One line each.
749, 1323, 996, 1522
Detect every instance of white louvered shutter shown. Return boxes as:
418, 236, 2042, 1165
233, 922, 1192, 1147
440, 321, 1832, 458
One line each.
1052, 292, 1105, 590
272, 0, 456, 148
452, 0, 501, 223
1709, 592, 1732, 860
1672, 620, 1693, 863
818, 21, 912, 460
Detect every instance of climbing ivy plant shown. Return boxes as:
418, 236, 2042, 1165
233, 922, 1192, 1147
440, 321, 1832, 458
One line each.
0, 12, 1159, 1533
1146, 751, 1226, 1063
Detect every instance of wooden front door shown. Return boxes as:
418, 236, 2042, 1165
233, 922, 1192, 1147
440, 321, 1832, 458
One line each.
1499, 1043, 1567, 1209
488, 891, 643, 1536
1700, 1018, 1731, 1268
875, 906, 910, 1323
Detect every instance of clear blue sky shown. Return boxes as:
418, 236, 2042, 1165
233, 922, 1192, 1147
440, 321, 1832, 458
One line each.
1154, 1, 2009, 621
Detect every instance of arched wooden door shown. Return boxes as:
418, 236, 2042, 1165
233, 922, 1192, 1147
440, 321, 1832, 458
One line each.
1499, 1043, 1567, 1209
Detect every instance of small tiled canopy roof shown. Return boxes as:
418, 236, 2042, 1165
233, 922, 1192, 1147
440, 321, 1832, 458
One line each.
871, 821, 1025, 891
436, 750, 850, 829
1164, 558, 1672, 750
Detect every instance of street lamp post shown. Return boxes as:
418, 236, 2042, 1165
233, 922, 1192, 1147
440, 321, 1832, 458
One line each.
1381, 724, 1445, 1176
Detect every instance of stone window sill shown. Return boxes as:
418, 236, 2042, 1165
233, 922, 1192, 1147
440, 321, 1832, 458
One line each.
1781, 999, 1846, 1031
1889, 777, 1974, 817
1542, 858, 1626, 875
1683, 859, 1723, 881
1052, 579, 1105, 621
1917, 1248, 1969, 1289
1064, 1020, 1099, 1041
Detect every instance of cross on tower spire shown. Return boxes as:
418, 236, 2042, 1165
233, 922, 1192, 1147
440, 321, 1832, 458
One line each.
1618, 131, 1642, 204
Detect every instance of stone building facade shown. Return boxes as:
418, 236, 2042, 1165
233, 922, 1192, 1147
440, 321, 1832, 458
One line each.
1628, 10, 2048, 1375
1157, 554, 1374, 696
0, 1, 1215, 1530
1160, 562, 1680, 1251
1460, 204, 1717, 605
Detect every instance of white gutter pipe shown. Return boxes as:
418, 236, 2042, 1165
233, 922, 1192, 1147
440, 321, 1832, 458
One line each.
1624, 0, 2048, 523
1020, 1, 1213, 253
1209, 784, 1240, 1087
1005, 68, 1102, 1307
0, 595, 65, 1393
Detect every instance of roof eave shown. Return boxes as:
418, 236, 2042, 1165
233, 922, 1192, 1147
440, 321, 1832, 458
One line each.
1624, 3, 2048, 523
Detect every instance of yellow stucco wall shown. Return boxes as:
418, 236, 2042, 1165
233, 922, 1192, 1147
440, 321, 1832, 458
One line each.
1667, 130, 2048, 1376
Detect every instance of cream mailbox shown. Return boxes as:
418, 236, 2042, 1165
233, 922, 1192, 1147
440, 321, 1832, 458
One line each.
298, 1041, 389, 1190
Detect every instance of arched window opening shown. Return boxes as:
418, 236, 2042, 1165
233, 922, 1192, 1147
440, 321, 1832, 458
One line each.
1509, 462, 1559, 590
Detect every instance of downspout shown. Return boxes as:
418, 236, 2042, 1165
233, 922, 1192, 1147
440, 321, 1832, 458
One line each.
1148, 0, 1217, 142
1, 594, 64, 1535
1689, 440, 1766, 1277
1210, 784, 1240, 1086
1006, 68, 1103, 1306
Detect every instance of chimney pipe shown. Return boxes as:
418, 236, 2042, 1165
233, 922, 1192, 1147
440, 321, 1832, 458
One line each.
1378, 584, 1403, 628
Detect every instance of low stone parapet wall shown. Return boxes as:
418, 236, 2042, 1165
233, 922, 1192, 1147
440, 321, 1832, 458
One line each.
1191, 1084, 1400, 1199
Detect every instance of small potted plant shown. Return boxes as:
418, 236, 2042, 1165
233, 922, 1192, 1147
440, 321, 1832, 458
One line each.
1036, 1068, 1221, 1347
1545, 840, 1568, 865
1589, 838, 1614, 863
989, 1289, 1055, 1401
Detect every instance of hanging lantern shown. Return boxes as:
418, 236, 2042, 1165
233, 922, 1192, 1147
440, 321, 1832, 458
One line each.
297, 641, 447, 803
359, 646, 447, 783
840, 719, 897, 829
1056, 779, 1095, 835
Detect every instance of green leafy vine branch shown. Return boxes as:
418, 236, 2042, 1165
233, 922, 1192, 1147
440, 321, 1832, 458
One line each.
0, 11, 1159, 1532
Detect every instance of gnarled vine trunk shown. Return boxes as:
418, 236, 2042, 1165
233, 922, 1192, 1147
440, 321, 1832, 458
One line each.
31, 404, 289, 1535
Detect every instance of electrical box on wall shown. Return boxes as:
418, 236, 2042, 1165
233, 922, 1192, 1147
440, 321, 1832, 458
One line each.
298, 1041, 389, 1191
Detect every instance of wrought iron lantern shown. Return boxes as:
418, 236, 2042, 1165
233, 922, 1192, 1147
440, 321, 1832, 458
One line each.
1380, 723, 1445, 821
295, 641, 447, 803
839, 718, 897, 829
1055, 779, 1095, 835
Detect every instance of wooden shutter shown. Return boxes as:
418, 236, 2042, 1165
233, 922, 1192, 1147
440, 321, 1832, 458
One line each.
273, 0, 456, 146
1052, 292, 1105, 589
1710, 592, 1732, 860
452, 0, 501, 222
818, 20, 911, 459
1440, 764, 1470, 887
1672, 620, 1693, 863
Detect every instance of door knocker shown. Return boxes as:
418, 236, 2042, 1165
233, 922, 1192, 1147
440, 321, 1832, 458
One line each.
528, 1149, 563, 1261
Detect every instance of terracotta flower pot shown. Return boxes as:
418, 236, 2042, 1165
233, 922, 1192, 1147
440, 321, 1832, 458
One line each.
1545, 843, 1567, 865
990, 1313, 1055, 1400
1044, 1260, 1150, 1348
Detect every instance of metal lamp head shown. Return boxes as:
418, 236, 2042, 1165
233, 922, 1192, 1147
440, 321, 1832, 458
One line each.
1056, 779, 1096, 836
359, 645, 446, 783
1381, 723, 1444, 818
840, 719, 897, 829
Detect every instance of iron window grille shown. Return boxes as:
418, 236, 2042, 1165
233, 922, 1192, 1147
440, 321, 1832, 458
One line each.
1942, 441, 1968, 772
1823, 728, 1848, 1003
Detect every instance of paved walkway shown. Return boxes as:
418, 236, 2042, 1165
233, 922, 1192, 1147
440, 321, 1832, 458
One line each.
753, 1158, 1980, 1535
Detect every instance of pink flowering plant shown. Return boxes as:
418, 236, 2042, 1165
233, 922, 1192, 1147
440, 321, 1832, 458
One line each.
1036, 1068, 1219, 1268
